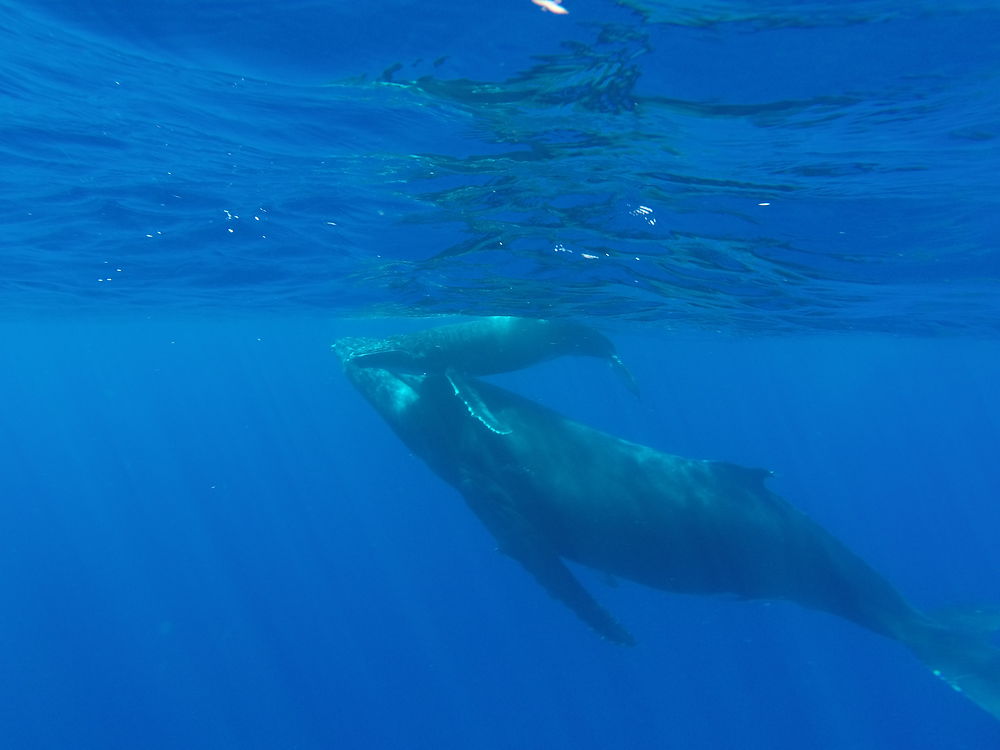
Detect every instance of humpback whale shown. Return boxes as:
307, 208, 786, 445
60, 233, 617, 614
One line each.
334, 326, 1000, 723
334, 316, 638, 395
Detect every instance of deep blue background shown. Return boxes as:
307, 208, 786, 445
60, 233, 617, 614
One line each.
1, 319, 998, 748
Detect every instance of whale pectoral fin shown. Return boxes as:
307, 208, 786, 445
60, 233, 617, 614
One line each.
460, 478, 635, 646
445, 370, 512, 435
609, 354, 640, 397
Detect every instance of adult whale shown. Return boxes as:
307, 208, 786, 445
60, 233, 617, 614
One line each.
335, 316, 638, 395
335, 338, 1000, 722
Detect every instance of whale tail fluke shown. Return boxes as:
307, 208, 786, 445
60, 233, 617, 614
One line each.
906, 614, 1000, 721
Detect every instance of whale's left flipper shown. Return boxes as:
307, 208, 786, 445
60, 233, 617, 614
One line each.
459, 473, 635, 646
610, 354, 640, 397
446, 370, 511, 435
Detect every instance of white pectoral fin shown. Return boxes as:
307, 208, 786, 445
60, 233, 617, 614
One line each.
609, 354, 640, 397
446, 369, 512, 435
460, 476, 635, 646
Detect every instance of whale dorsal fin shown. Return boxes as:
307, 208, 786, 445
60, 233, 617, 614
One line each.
711, 461, 773, 491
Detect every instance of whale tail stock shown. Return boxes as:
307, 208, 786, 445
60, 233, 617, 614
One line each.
902, 610, 1000, 720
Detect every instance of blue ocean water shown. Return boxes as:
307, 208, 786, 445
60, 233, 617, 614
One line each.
1, 1, 998, 748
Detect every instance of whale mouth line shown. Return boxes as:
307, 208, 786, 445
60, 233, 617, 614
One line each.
331, 336, 383, 365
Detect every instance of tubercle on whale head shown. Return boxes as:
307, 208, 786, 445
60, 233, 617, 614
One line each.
331, 336, 384, 366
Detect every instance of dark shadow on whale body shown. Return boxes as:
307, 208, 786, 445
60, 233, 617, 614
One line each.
335, 340, 1000, 723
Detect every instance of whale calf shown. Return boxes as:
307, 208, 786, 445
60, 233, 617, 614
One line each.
333, 316, 638, 395
334, 329, 1000, 723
